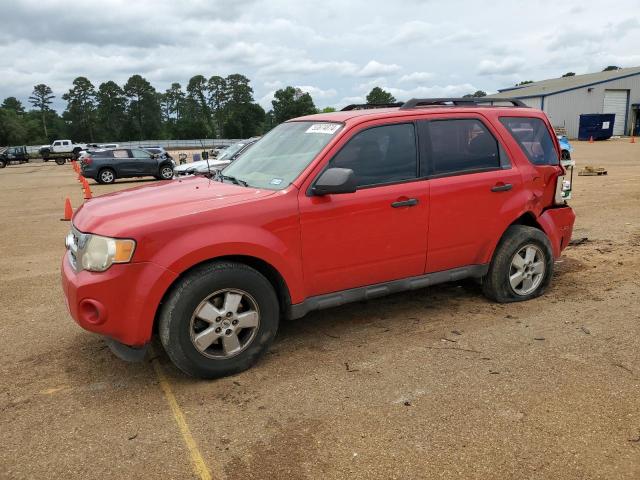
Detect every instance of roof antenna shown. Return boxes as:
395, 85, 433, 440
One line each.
200, 138, 213, 178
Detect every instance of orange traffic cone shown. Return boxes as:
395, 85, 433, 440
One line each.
589, 136, 594, 143
61, 197, 73, 221
83, 184, 92, 200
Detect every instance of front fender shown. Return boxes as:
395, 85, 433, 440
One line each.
147, 223, 305, 303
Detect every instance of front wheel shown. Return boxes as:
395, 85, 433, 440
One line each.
159, 261, 279, 379
482, 225, 554, 303
55, 158, 66, 166
158, 164, 174, 180
0, 160, 6, 168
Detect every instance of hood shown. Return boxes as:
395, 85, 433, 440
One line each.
174, 159, 230, 173
72, 176, 276, 236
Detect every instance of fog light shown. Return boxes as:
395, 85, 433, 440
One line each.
79, 299, 107, 325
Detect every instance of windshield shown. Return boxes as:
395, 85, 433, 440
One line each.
218, 142, 247, 161
222, 121, 342, 190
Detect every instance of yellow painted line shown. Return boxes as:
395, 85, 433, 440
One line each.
151, 348, 213, 480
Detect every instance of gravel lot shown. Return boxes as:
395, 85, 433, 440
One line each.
1, 139, 639, 479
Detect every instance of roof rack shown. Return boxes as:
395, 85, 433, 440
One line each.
341, 102, 404, 111
400, 97, 528, 109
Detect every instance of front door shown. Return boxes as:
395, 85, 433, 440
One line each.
299, 122, 429, 296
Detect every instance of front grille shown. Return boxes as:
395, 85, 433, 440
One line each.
65, 226, 83, 271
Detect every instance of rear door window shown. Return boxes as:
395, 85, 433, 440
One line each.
112, 150, 129, 159
500, 117, 559, 165
422, 119, 502, 176
331, 123, 418, 187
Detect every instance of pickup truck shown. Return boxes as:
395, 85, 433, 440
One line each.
39, 140, 88, 164
0, 146, 30, 168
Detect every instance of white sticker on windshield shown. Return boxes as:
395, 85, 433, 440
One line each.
270, 178, 283, 185
305, 123, 340, 134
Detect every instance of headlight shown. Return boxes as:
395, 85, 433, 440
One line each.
67, 229, 136, 272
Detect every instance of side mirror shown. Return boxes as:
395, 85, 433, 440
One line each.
152, 153, 160, 159
312, 168, 357, 196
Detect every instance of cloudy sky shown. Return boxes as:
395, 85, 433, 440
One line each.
1, 0, 639, 112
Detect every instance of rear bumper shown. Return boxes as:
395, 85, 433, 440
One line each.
61, 252, 177, 347
538, 206, 576, 258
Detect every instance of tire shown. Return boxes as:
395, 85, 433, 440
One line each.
158, 163, 174, 180
97, 168, 116, 184
482, 225, 554, 303
561, 150, 571, 160
55, 158, 66, 166
72, 147, 82, 159
159, 261, 280, 379
0, 159, 6, 169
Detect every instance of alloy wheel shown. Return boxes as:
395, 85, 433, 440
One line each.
509, 244, 545, 295
189, 289, 260, 359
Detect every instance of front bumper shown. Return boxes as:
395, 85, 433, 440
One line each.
539, 206, 576, 258
61, 252, 177, 347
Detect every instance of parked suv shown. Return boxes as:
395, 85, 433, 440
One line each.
62, 98, 575, 378
80, 148, 175, 184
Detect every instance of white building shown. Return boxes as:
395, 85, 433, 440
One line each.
488, 67, 640, 138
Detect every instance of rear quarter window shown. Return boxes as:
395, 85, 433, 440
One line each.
500, 117, 559, 166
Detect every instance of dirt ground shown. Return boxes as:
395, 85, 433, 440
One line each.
1, 139, 639, 480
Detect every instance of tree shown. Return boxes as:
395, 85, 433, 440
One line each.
186, 75, 214, 137
602, 65, 621, 71
62, 77, 97, 141
366, 87, 396, 104
123, 75, 162, 140
28, 84, 55, 140
463, 90, 487, 98
271, 87, 316, 124
562, 72, 576, 77
0, 108, 27, 145
1, 97, 25, 115
207, 76, 228, 137
223, 74, 264, 137
320, 107, 336, 113
164, 82, 185, 120
225, 74, 253, 105
516, 80, 534, 86
96, 81, 127, 141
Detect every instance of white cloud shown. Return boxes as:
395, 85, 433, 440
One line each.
296, 85, 337, 99
356, 60, 402, 77
2, 0, 640, 113
398, 72, 434, 83
477, 58, 525, 76
386, 84, 478, 101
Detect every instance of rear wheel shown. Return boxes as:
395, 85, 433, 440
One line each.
55, 158, 66, 166
0, 159, 6, 168
159, 261, 279, 379
482, 225, 554, 303
97, 168, 116, 184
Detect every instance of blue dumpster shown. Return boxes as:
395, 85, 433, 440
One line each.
193, 153, 201, 162
578, 113, 615, 141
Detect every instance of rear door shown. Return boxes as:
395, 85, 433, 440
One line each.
110, 149, 133, 176
421, 115, 522, 273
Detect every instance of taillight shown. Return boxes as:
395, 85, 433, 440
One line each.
84, 156, 92, 166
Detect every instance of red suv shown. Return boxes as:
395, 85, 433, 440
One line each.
61, 98, 575, 378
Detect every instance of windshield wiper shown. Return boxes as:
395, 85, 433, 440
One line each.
218, 173, 249, 187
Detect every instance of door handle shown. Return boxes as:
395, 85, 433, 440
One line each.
391, 198, 419, 208
491, 183, 513, 192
